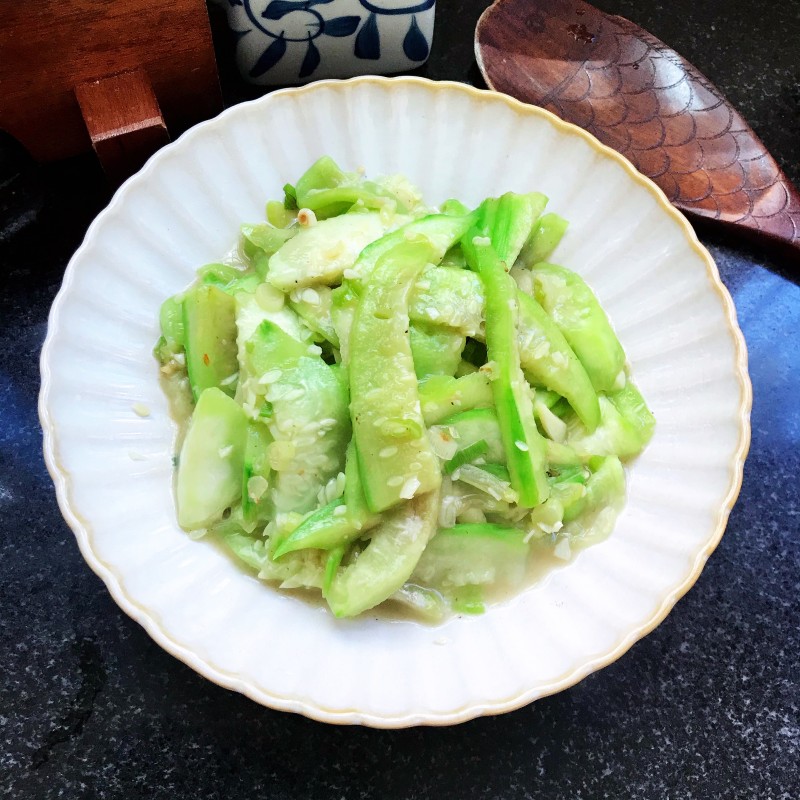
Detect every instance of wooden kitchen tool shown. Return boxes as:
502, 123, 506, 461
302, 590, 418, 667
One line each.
475, 0, 800, 257
0, 0, 222, 183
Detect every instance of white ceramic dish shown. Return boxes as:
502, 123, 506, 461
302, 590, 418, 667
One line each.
40, 77, 751, 727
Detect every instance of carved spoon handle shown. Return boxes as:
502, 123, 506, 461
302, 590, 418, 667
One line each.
475, 0, 800, 259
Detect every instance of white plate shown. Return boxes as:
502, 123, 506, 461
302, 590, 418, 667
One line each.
39, 77, 751, 727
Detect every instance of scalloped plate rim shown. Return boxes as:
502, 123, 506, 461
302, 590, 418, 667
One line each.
39, 76, 752, 727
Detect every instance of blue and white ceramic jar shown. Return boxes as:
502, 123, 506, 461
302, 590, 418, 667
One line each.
214, 0, 436, 85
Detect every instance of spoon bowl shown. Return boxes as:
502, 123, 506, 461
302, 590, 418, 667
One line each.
475, 0, 800, 258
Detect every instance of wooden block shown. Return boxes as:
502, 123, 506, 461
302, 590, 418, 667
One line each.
75, 69, 170, 184
0, 0, 221, 162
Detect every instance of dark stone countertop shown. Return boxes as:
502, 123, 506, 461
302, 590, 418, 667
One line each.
1, 1, 798, 797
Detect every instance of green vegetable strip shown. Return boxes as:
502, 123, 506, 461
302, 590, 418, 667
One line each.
274, 361, 350, 514
289, 285, 339, 347
546, 439, 582, 466
517, 292, 600, 431
411, 523, 529, 593
519, 213, 569, 266
409, 266, 485, 337
283, 183, 298, 209
295, 155, 360, 200
462, 232, 549, 508
451, 585, 485, 615
445, 440, 489, 474
272, 499, 348, 557
564, 384, 654, 460
240, 223, 296, 263
533, 262, 626, 392
456, 463, 517, 502
244, 320, 308, 376
293, 156, 403, 219
549, 464, 588, 485
342, 439, 379, 527
409, 324, 465, 380
323, 546, 346, 597
240, 223, 295, 280
215, 513, 327, 589
265, 200, 295, 229
266, 212, 386, 291
440, 245, 467, 269
418, 372, 494, 425
176, 388, 247, 530
435, 522, 528, 540
197, 262, 243, 289
534, 389, 562, 409
440, 407, 505, 463
350, 240, 442, 513
273, 441, 379, 556
155, 296, 186, 363
389, 583, 447, 622
477, 462, 512, 482
441, 198, 472, 216
330, 282, 359, 366
241, 422, 272, 526
608, 382, 655, 445
348, 213, 474, 284
298, 186, 397, 219
244, 322, 350, 515
182, 285, 239, 400
483, 192, 548, 266
219, 527, 271, 573
562, 456, 625, 523
159, 296, 185, 346
326, 488, 440, 618
455, 360, 479, 377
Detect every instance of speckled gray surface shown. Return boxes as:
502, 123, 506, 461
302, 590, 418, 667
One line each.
2, 1, 799, 797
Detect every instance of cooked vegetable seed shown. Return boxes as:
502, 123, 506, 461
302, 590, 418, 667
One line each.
155, 158, 654, 620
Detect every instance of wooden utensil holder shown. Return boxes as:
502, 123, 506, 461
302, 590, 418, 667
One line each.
0, 0, 223, 183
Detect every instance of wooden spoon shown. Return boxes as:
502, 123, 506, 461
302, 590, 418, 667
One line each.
475, 0, 800, 257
